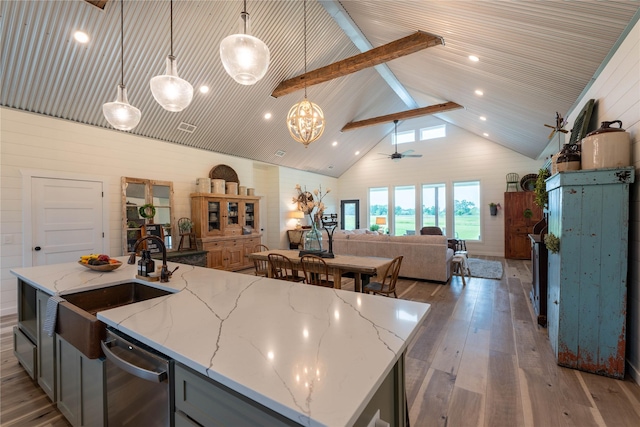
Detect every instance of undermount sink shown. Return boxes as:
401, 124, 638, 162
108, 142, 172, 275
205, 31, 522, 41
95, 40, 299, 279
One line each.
57, 282, 173, 359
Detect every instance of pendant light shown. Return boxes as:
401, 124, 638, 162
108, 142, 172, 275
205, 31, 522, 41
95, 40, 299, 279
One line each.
286, 0, 325, 147
150, 0, 193, 112
103, 0, 141, 131
220, 0, 270, 85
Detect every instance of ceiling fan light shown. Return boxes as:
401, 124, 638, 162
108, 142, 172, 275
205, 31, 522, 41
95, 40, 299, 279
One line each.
103, 84, 142, 131
150, 55, 194, 112
287, 99, 325, 147
220, 11, 270, 86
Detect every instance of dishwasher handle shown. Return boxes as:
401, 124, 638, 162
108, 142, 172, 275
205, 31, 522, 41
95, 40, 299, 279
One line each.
101, 339, 168, 383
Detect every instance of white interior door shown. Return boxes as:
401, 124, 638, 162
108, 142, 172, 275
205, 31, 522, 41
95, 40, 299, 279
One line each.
32, 177, 104, 266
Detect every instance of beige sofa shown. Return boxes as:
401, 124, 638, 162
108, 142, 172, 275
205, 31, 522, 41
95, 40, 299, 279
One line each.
331, 231, 454, 282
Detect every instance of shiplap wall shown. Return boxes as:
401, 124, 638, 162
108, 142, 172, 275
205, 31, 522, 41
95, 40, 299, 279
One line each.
338, 116, 542, 257
564, 19, 639, 382
0, 109, 287, 315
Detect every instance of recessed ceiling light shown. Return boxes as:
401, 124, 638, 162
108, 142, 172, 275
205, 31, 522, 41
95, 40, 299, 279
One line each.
483, 132, 489, 137
264, 112, 272, 120
199, 86, 209, 94
355, 151, 360, 155
332, 141, 338, 146
475, 90, 484, 96
74, 31, 89, 44
480, 116, 487, 121
468, 55, 479, 62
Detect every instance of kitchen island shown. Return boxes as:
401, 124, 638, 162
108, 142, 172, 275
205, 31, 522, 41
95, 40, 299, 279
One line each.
11, 258, 429, 426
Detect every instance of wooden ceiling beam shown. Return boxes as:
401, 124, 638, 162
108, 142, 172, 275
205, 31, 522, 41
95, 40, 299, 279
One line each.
341, 101, 463, 132
271, 31, 444, 99
84, 0, 109, 10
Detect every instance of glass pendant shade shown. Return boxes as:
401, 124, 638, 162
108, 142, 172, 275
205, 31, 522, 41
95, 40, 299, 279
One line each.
150, 55, 194, 112
286, 98, 325, 147
220, 12, 269, 85
103, 84, 142, 131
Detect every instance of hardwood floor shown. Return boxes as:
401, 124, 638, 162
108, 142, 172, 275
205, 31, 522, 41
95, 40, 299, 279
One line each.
2, 257, 640, 426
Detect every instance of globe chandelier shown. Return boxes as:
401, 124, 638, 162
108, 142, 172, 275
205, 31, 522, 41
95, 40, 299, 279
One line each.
102, 0, 141, 131
150, 0, 193, 112
286, 0, 325, 147
220, 0, 270, 85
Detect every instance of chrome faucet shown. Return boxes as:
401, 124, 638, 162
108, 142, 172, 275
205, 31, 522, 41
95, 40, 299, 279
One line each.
127, 235, 170, 282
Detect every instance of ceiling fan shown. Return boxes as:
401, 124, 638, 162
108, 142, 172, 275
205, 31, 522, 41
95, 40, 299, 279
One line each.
379, 120, 423, 161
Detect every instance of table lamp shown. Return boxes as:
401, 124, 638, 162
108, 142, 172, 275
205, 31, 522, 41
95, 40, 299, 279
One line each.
375, 216, 386, 233
290, 210, 304, 229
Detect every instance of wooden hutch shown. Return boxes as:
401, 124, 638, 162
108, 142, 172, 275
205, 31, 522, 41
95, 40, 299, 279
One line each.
191, 193, 262, 271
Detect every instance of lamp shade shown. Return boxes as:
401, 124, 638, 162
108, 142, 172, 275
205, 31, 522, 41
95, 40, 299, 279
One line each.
290, 211, 305, 219
150, 55, 194, 112
220, 32, 269, 85
103, 84, 142, 131
376, 217, 387, 225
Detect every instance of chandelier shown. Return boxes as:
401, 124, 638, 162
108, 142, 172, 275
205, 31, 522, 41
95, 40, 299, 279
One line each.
220, 0, 270, 85
102, 0, 141, 131
286, 0, 325, 147
149, 0, 193, 112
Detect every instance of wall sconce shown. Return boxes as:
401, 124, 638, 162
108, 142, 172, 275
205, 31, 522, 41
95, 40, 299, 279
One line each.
290, 211, 305, 229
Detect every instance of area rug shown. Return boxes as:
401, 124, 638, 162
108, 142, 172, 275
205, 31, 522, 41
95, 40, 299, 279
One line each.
466, 258, 503, 279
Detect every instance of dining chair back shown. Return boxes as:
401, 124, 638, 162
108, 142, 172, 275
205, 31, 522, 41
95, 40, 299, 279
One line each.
252, 244, 270, 277
300, 255, 334, 288
267, 253, 305, 282
363, 256, 403, 298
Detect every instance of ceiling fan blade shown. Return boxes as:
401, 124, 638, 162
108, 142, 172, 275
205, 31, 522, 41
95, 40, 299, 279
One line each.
401, 149, 415, 155
402, 154, 423, 158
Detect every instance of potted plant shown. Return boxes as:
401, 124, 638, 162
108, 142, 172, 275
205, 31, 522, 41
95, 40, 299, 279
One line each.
534, 168, 551, 209
489, 203, 500, 216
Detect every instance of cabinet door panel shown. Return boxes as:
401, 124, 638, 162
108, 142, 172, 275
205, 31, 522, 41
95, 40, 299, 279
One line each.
37, 290, 56, 401
57, 336, 80, 426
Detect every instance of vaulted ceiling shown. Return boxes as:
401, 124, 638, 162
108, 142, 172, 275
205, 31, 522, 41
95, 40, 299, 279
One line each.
2, 1, 638, 177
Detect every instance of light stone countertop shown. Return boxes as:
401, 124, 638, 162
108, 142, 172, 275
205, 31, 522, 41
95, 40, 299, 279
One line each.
11, 258, 430, 427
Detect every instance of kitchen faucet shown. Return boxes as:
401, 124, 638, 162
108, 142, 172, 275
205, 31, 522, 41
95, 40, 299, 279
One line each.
127, 235, 170, 282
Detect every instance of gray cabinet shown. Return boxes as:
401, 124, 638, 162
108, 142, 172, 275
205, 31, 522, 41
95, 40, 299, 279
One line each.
37, 290, 56, 401
546, 167, 633, 379
56, 335, 106, 427
175, 363, 300, 426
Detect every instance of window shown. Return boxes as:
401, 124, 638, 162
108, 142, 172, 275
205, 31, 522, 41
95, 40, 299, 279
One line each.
393, 129, 416, 145
369, 187, 388, 232
422, 184, 446, 234
394, 185, 415, 236
122, 177, 174, 253
420, 124, 446, 141
453, 181, 480, 240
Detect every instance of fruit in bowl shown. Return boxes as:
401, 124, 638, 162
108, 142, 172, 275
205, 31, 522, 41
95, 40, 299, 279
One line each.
80, 254, 118, 265
79, 254, 121, 270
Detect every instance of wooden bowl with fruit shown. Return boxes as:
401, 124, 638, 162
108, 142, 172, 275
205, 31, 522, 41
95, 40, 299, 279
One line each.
78, 254, 122, 271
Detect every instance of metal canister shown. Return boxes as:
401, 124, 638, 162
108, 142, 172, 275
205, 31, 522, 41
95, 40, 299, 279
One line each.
581, 120, 631, 169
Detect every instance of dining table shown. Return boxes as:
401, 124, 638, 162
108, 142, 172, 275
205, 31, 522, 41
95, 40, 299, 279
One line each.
247, 249, 394, 292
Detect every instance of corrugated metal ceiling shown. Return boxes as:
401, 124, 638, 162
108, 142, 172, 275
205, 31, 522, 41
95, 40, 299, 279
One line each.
2, 1, 638, 177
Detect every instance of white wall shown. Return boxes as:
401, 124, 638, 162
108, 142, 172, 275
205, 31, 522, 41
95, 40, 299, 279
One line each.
563, 18, 639, 381
338, 115, 542, 256
0, 109, 329, 315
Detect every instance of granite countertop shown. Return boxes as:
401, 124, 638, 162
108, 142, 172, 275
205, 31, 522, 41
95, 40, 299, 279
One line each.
11, 259, 429, 427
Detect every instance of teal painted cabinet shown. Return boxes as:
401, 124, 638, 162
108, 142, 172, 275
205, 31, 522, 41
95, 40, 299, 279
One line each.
546, 167, 634, 379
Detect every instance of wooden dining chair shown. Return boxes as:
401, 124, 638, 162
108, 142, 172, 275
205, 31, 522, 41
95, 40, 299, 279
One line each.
267, 253, 305, 283
300, 255, 334, 288
252, 244, 269, 277
363, 256, 403, 298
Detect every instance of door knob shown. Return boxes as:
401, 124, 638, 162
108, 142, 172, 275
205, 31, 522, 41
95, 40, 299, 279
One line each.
554, 300, 558, 305
34, 246, 42, 251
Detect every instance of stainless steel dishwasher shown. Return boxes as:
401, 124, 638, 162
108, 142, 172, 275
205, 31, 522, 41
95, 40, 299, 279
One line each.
101, 328, 174, 426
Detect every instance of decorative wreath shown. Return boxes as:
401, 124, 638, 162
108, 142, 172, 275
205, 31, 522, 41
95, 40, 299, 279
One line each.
139, 204, 156, 219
